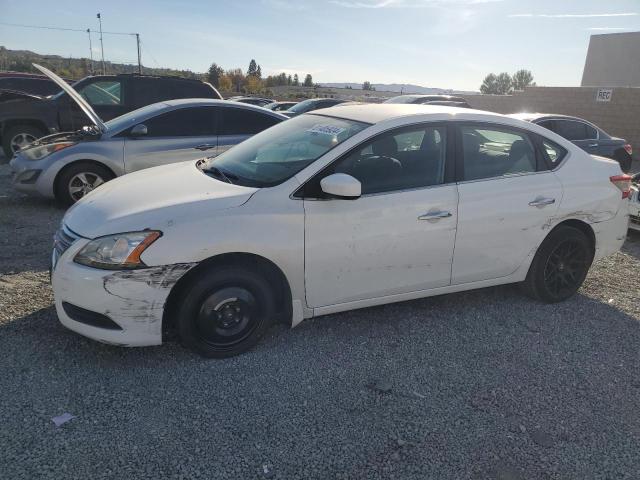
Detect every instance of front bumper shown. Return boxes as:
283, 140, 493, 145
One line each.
51, 235, 195, 347
9, 155, 53, 197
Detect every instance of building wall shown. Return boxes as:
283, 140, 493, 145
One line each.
466, 87, 640, 162
581, 32, 640, 87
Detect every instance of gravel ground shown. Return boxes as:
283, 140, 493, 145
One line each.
1, 161, 640, 480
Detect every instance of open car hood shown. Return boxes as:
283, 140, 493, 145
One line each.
33, 63, 107, 133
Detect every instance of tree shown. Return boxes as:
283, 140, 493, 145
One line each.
256, 65, 262, 79
362, 81, 372, 90
207, 62, 223, 87
495, 72, 513, 95
287, 74, 292, 85
227, 68, 245, 93
303, 74, 313, 87
293, 74, 299, 86
218, 74, 232, 92
245, 75, 262, 94
480, 72, 513, 95
247, 59, 258, 77
512, 69, 535, 91
480, 73, 498, 94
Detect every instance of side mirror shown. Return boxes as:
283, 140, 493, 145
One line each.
130, 124, 148, 137
320, 173, 361, 199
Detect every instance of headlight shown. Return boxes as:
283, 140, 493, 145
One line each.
22, 142, 75, 161
74, 231, 162, 270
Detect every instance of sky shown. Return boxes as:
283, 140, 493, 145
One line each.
1, 0, 639, 91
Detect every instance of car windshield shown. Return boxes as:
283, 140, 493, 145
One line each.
383, 95, 419, 104
104, 103, 166, 132
201, 114, 369, 188
287, 99, 317, 113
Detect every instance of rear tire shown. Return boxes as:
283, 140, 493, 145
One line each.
3, 124, 47, 158
54, 162, 114, 206
521, 226, 593, 303
176, 266, 275, 358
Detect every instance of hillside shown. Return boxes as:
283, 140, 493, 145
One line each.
0, 46, 203, 80
318, 82, 477, 95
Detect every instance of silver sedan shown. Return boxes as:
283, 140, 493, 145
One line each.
10, 98, 285, 205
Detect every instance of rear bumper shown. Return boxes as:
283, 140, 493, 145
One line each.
592, 204, 630, 261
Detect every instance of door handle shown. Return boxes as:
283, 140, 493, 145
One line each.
588, 143, 598, 148
194, 144, 216, 151
418, 210, 452, 221
528, 197, 556, 207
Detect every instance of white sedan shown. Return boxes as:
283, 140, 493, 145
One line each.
51, 104, 632, 357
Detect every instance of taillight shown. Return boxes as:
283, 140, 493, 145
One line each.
610, 174, 632, 199
624, 144, 633, 156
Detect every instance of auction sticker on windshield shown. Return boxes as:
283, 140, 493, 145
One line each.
307, 125, 346, 136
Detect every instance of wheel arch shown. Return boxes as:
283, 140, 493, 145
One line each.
545, 218, 596, 255
162, 252, 293, 340
53, 160, 117, 196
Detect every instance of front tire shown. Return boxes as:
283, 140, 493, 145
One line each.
521, 226, 594, 303
176, 266, 276, 358
55, 162, 114, 206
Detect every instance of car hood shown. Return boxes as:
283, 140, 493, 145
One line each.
33, 63, 107, 133
64, 160, 258, 238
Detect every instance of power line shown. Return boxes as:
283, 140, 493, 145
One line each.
0, 21, 136, 36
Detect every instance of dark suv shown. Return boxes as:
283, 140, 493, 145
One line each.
0, 74, 221, 157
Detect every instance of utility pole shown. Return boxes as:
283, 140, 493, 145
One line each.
97, 13, 105, 74
135, 33, 142, 74
86, 29, 94, 74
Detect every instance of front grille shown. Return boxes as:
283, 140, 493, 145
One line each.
53, 224, 79, 258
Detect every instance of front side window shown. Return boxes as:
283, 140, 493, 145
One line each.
202, 114, 369, 187
218, 108, 281, 135
303, 124, 447, 196
78, 80, 123, 106
461, 126, 536, 181
143, 107, 216, 137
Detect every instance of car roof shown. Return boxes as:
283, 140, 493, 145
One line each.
160, 98, 284, 115
312, 103, 503, 124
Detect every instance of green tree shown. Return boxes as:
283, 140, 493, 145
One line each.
207, 62, 223, 87
293, 73, 299, 86
511, 69, 535, 91
287, 74, 292, 85
303, 74, 313, 87
227, 68, 245, 93
495, 72, 513, 94
362, 81, 372, 90
480, 73, 498, 94
247, 59, 259, 77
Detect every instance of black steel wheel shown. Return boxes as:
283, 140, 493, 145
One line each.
522, 225, 593, 303
177, 266, 275, 358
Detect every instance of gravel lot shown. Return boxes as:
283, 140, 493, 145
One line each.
1, 161, 640, 480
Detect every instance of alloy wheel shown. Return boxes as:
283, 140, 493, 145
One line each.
10, 133, 37, 153
68, 172, 105, 202
543, 239, 589, 298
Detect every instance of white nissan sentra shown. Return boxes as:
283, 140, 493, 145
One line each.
52, 104, 632, 357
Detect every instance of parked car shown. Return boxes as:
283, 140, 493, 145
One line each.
630, 173, 640, 232
0, 65, 222, 157
384, 94, 471, 108
10, 65, 285, 205
264, 101, 297, 111
0, 72, 72, 97
50, 103, 631, 358
283, 98, 347, 117
231, 97, 274, 107
509, 113, 633, 172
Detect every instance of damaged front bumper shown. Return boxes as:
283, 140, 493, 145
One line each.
52, 237, 195, 346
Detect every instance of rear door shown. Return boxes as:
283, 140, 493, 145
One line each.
452, 123, 563, 284
216, 106, 282, 155
123, 106, 218, 173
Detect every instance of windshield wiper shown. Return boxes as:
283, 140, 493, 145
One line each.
204, 166, 236, 185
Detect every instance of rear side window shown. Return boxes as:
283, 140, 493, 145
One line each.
460, 126, 536, 181
143, 107, 216, 137
540, 138, 568, 168
218, 108, 281, 135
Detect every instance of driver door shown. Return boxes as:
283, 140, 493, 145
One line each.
301, 123, 458, 308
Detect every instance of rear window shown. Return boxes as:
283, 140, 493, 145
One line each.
540, 138, 568, 168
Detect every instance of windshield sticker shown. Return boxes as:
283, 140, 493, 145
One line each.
307, 124, 346, 136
